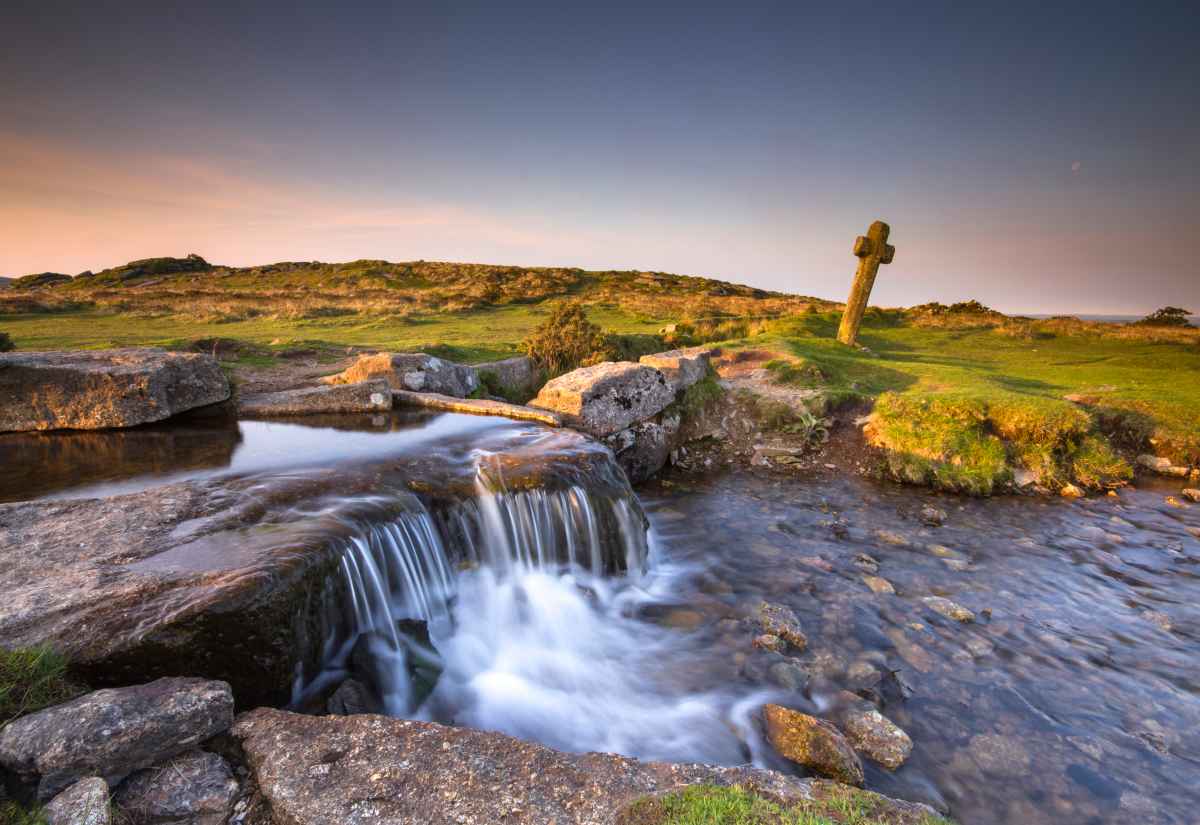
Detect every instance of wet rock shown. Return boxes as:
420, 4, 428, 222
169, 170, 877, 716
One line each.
238, 379, 392, 416
853, 553, 880, 574
761, 705, 864, 786
605, 419, 673, 483
231, 707, 840, 824
1182, 488, 1200, 503
861, 575, 895, 595
113, 750, 239, 825
842, 709, 913, 769
0, 678, 233, 801
327, 679, 377, 716
531, 362, 674, 437
1141, 609, 1173, 632
885, 628, 934, 674
1060, 483, 1086, 498
966, 733, 1032, 778
662, 609, 705, 630
941, 558, 970, 572
921, 596, 975, 623
0, 348, 230, 432
472, 355, 539, 400
925, 543, 960, 559
918, 505, 947, 526
753, 634, 787, 653
846, 660, 882, 690
767, 660, 809, 692
752, 601, 808, 651
873, 530, 911, 548
638, 347, 715, 392
324, 352, 479, 397
1119, 791, 1160, 819
43, 777, 110, 825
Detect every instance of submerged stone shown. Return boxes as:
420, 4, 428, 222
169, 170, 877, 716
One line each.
921, 596, 976, 623
752, 601, 808, 651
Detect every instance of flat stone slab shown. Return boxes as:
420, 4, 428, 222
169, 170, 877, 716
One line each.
639, 346, 716, 391
472, 355, 539, 400
0, 348, 230, 432
232, 708, 874, 825
0, 677, 233, 801
323, 352, 479, 397
392, 389, 563, 426
239, 379, 392, 416
530, 361, 674, 437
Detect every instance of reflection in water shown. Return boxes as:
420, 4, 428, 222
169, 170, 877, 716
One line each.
0, 411, 518, 502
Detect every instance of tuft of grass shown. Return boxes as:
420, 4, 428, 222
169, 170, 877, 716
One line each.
616, 783, 954, 825
0, 646, 87, 724
0, 331, 13, 352
674, 372, 725, 420
0, 802, 47, 825
1071, 435, 1133, 489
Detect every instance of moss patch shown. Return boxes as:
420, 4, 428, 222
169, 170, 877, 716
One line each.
616, 783, 953, 825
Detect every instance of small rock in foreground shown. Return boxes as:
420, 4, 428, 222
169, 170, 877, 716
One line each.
43, 777, 111, 825
842, 709, 913, 770
762, 704, 865, 787
1181, 488, 1200, 503
114, 749, 239, 825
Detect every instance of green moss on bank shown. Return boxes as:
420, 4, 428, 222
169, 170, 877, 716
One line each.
617, 783, 953, 825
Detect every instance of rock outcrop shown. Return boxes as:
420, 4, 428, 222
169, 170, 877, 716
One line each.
238, 380, 392, 416
324, 353, 478, 397
113, 750, 239, 825
472, 355, 539, 400
639, 346, 714, 392
0, 348, 230, 432
761, 705, 864, 787
230, 708, 907, 825
531, 362, 674, 437
0, 678, 233, 801
603, 415, 679, 484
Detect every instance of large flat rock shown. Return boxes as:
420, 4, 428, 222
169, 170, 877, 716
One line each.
232, 708, 823, 825
0, 348, 230, 432
530, 362, 674, 437
639, 346, 716, 392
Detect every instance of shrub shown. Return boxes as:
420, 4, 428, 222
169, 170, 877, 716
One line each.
0, 645, 85, 724
521, 302, 612, 376
1134, 306, 1193, 327
0, 331, 13, 352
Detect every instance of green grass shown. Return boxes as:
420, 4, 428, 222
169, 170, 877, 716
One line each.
0, 304, 665, 365
617, 784, 953, 825
0, 802, 47, 825
0, 645, 86, 724
735, 312, 1200, 485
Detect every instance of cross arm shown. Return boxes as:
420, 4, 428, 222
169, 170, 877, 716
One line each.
853, 236, 873, 258
880, 244, 895, 264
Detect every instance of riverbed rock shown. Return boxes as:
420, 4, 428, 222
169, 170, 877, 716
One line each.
638, 347, 715, 392
842, 709, 913, 769
605, 418, 675, 482
530, 362, 674, 437
918, 504, 947, 526
862, 575, 895, 595
230, 708, 840, 824
0, 677, 233, 801
43, 777, 110, 825
472, 355, 539, 400
752, 601, 808, 651
1061, 483, 1086, 498
324, 352, 479, 397
921, 596, 975, 623
965, 733, 1032, 778
1182, 488, 1200, 503
0, 348, 230, 432
762, 705, 864, 786
238, 380, 392, 416
113, 750, 239, 825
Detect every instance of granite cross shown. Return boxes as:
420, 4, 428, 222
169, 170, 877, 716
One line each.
836, 220, 895, 346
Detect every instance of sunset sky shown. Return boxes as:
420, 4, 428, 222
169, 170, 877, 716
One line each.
2, 0, 1197, 313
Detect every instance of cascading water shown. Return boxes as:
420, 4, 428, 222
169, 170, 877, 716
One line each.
300, 463, 767, 766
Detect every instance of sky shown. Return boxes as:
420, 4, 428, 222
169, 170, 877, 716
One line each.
1, 0, 1197, 313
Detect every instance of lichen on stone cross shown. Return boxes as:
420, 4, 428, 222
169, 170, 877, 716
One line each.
837, 220, 895, 346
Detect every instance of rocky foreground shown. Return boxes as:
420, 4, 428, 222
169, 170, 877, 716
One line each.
0, 676, 937, 825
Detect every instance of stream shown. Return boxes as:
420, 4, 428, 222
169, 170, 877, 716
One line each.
3, 413, 1197, 825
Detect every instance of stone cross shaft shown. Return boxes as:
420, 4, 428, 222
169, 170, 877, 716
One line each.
836, 220, 895, 346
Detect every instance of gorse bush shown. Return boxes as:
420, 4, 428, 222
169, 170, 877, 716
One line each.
521, 302, 612, 376
0, 331, 13, 352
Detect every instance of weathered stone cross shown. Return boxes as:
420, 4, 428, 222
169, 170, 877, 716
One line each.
836, 220, 895, 346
